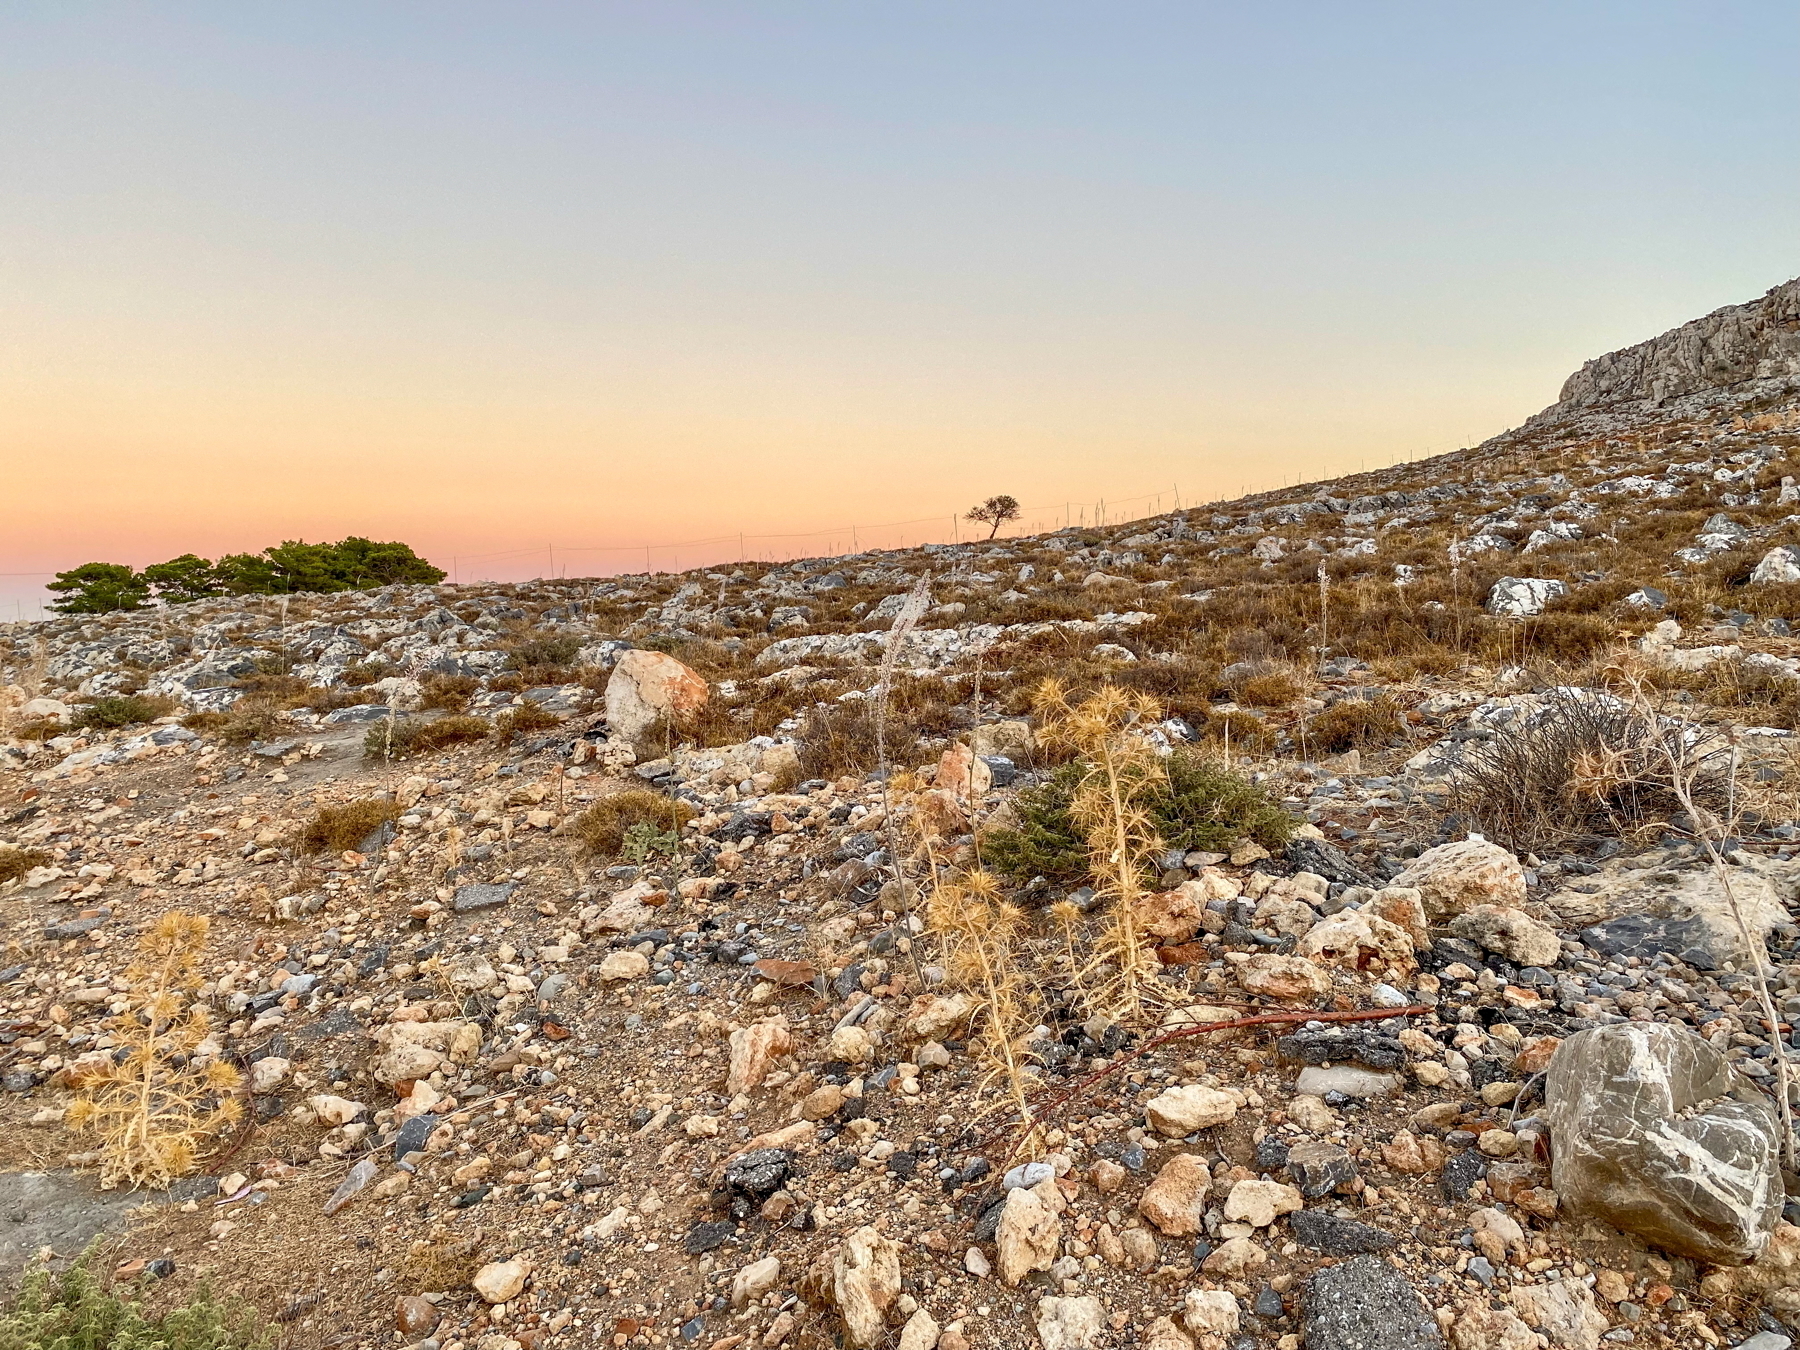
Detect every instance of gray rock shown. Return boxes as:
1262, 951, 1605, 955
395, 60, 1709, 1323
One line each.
1545, 1022, 1781, 1264
1302, 1255, 1442, 1349
324, 703, 393, 723
453, 882, 516, 913
1285, 1141, 1359, 1198
1486, 576, 1568, 617
1287, 1211, 1395, 1255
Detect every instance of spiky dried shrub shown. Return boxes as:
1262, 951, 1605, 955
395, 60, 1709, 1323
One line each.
1450, 689, 1730, 854
0, 846, 53, 886
365, 714, 491, 759
1032, 680, 1166, 1019
66, 913, 243, 1189
926, 870, 1040, 1135
1304, 695, 1406, 754
496, 700, 563, 744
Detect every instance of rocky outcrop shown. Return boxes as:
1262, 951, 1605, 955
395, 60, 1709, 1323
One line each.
1551, 277, 1800, 411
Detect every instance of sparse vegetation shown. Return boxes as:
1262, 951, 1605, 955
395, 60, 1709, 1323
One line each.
573, 790, 698, 857
496, 700, 563, 743
364, 714, 491, 759
965, 494, 1022, 539
65, 912, 244, 1189
72, 694, 174, 731
0, 846, 53, 885
299, 798, 401, 854
927, 870, 1040, 1134
1304, 695, 1407, 754
0, 1251, 269, 1350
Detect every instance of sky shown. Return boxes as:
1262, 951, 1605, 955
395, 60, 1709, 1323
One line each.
3, 2, 1797, 613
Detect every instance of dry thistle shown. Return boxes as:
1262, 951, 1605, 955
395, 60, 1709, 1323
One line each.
927, 870, 1040, 1139
66, 911, 243, 1189
1032, 679, 1167, 1021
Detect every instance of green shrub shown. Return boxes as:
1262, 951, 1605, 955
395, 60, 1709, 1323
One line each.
985, 751, 1293, 884
507, 635, 582, 670
0, 1251, 269, 1350
496, 701, 563, 743
72, 695, 172, 731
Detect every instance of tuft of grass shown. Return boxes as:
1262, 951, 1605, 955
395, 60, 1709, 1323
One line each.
420, 673, 479, 712
0, 846, 53, 885
506, 634, 582, 671
0, 1251, 269, 1350
1235, 670, 1304, 707
364, 715, 491, 759
572, 789, 697, 857
65, 912, 244, 1190
72, 694, 174, 731
298, 798, 400, 854
986, 748, 1292, 885
496, 700, 563, 743
1304, 696, 1406, 754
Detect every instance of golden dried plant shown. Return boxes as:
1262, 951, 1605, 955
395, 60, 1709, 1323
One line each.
66, 912, 243, 1189
1032, 678, 1167, 1020
926, 870, 1040, 1139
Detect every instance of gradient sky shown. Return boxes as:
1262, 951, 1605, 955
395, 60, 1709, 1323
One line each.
3, 2, 1797, 611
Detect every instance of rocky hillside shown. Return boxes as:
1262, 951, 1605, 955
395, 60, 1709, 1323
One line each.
4, 280, 1800, 1350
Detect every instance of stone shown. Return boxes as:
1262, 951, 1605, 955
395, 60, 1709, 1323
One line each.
1238, 953, 1332, 1002
1486, 577, 1567, 617
1468, 1207, 1526, 1265
1752, 546, 1800, 584
1565, 861, 1790, 969
726, 1016, 793, 1095
1544, 1023, 1781, 1264
969, 719, 1035, 760
897, 1307, 940, 1350
933, 743, 992, 802
597, 950, 649, 982
1506, 1279, 1607, 1350
1295, 910, 1415, 976
1381, 1131, 1447, 1175
1202, 1236, 1266, 1278
1288, 1211, 1396, 1254
1142, 1314, 1195, 1350
1393, 839, 1526, 919
1734, 1336, 1794, 1350
1366, 886, 1431, 949
605, 649, 709, 754
1295, 1066, 1399, 1098
1224, 1179, 1303, 1228
1138, 1153, 1212, 1236
1286, 1140, 1358, 1198
1183, 1288, 1241, 1337
1302, 1255, 1443, 1349
395, 1295, 440, 1335
1034, 1295, 1106, 1350
732, 1256, 782, 1308
995, 1184, 1061, 1285
1146, 1084, 1237, 1136
832, 1226, 902, 1348
829, 1024, 876, 1064
1136, 885, 1209, 944
1445, 1303, 1537, 1350
452, 881, 516, 913
1448, 905, 1562, 967
309, 1094, 365, 1126
1288, 1095, 1340, 1133
472, 1258, 529, 1304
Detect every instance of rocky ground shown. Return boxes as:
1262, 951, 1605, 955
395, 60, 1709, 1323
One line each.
4, 281, 1800, 1350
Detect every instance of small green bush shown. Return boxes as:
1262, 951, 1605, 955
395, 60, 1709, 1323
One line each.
72, 695, 172, 730
507, 635, 582, 670
985, 751, 1293, 884
0, 1251, 270, 1350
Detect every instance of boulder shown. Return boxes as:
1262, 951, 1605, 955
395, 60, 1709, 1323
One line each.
1223, 1178, 1303, 1228
1544, 1023, 1781, 1264
1553, 857, 1791, 969
1752, 546, 1800, 584
1393, 839, 1526, 919
1302, 1255, 1443, 1349
1448, 905, 1562, 967
605, 649, 708, 754
1365, 886, 1431, 949
832, 1226, 902, 1347
1486, 576, 1567, 617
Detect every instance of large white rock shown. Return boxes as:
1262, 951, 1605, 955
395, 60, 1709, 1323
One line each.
831, 1226, 902, 1348
1486, 576, 1567, 617
1392, 838, 1526, 919
1752, 545, 1800, 584
604, 649, 708, 754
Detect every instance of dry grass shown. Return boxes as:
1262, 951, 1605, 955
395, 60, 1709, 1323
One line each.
496, 701, 563, 743
298, 798, 401, 854
571, 789, 698, 857
420, 673, 479, 712
1304, 696, 1406, 754
1235, 670, 1305, 708
365, 715, 491, 759
71, 694, 176, 730
0, 846, 53, 885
